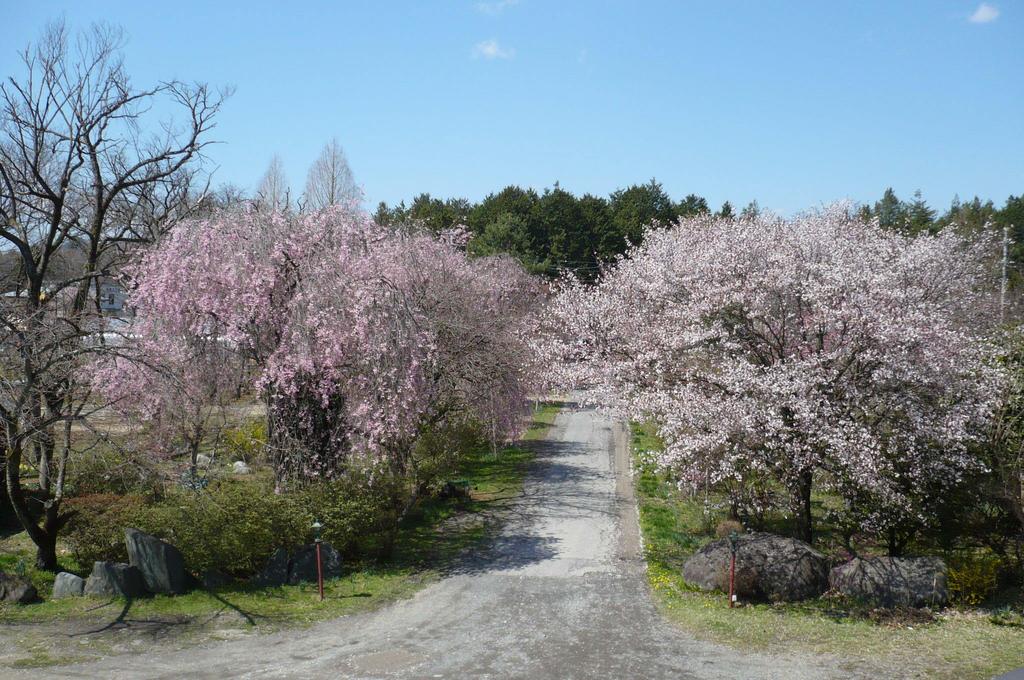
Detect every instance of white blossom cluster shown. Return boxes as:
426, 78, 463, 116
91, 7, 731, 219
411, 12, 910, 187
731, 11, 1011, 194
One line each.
541, 204, 1004, 534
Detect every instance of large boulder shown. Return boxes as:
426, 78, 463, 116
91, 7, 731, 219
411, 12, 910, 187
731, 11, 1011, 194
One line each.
124, 528, 189, 595
829, 557, 948, 608
0, 572, 38, 604
52, 572, 85, 599
682, 532, 829, 602
288, 543, 343, 585
84, 561, 148, 598
255, 548, 290, 587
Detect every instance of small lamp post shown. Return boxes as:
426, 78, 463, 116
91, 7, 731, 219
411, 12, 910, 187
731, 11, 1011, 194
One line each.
312, 520, 324, 602
728, 530, 739, 609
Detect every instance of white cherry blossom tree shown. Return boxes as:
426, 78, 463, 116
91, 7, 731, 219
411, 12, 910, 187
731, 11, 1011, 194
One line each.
542, 204, 1004, 549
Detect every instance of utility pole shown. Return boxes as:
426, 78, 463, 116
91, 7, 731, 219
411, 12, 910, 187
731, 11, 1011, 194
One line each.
1001, 224, 1011, 325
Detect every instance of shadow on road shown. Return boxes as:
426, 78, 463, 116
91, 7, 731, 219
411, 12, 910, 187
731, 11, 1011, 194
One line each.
451, 534, 562, 574
69, 586, 261, 638
72, 596, 191, 639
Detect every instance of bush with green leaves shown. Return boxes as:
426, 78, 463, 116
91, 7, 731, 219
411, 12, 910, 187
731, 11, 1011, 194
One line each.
133, 480, 309, 575
64, 446, 164, 498
298, 470, 404, 557
64, 493, 146, 566
221, 418, 268, 464
948, 553, 1001, 606
409, 421, 485, 495
62, 472, 414, 577
990, 606, 1024, 628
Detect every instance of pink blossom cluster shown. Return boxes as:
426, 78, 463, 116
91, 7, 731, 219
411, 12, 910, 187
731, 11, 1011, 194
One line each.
541, 203, 1004, 533
93, 206, 540, 480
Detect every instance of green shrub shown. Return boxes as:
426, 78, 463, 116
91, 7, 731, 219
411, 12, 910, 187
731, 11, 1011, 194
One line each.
298, 470, 404, 557
948, 553, 1000, 606
410, 422, 485, 495
221, 419, 268, 464
65, 482, 310, 576
65, 446, 164, 498
63, 470, 411, 578
64, 494, 146, 566
990, 606, 1024, 627
133, 479, 308, 575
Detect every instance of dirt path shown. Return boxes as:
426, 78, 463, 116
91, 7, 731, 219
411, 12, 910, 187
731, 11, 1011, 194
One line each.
23, 401, 874, 679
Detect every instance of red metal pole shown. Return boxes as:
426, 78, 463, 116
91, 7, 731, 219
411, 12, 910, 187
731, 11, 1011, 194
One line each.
316, 541, 324, 602
728, 551, 736, 608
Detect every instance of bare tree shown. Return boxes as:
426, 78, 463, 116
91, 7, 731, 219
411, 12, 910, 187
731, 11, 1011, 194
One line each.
256, 154, 290, 212
0, 20, 227, 569
302, 138, 359, 211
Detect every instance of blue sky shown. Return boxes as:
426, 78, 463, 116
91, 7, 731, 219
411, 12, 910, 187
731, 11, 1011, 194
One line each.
2, 1, 1021, 214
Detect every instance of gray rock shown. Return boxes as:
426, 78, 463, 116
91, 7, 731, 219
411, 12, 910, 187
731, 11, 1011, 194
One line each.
255, 548, 290, 586
84, 561, 148, 598
438, 480, 470, 500
52, 572, 85, 598
125, 528, 189, 595
195, 454, 212, 467
682, 532, 829, 602
200, 568, 233, 589
288, 543, 342, 585
0, 572, 38, 604
829, 556, 948, 608
232, 461, 251, 475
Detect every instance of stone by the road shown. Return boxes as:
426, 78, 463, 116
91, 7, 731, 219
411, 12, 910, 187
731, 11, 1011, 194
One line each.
682, 532, 830, 602
84, 561, 148, 598
830, 556, 948, 608
52, 571, 85, 598
288, 543, 343, 585
0, 571, 38, 604
232, 461, 251, 474
125, 528, 190, 595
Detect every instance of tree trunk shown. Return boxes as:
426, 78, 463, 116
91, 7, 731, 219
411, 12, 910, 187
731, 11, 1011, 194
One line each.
5, 438, 58, 571
188, 429, 201, 480
37, 423, 54, 494
0, 446, 10, 528
793, 469, 814, 544
35, 543, 58, 571
0, 422, 8, 525
1004, 466, 1024, 535
30, 395, 43, 470
887, 529, 901, 557
38, 417, 75, 571
265, 392, 284, 494
35, 509, 59, 571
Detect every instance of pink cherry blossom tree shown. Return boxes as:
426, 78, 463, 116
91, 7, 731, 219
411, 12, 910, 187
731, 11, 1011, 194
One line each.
90, 315, 239, 479
542, 204, 1004, 549
95, 206, 540, 490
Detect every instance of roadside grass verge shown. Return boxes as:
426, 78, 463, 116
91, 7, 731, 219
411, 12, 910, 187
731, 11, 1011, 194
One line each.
521, 399, 561, 442
633, 422, 1024, 680
0, 401, 562, 666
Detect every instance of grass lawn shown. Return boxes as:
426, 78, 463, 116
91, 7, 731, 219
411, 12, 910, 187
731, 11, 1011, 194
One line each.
0, 401, 562, 668
632, 423, 1024, 680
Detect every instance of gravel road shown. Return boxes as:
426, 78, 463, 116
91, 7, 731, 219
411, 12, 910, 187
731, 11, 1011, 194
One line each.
34, 401, 874, 679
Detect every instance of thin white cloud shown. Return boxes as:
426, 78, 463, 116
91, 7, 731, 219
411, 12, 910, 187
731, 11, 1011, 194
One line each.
473, 39, 515, 60
969, 2, 1000, 23
476, 0, 519, 15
